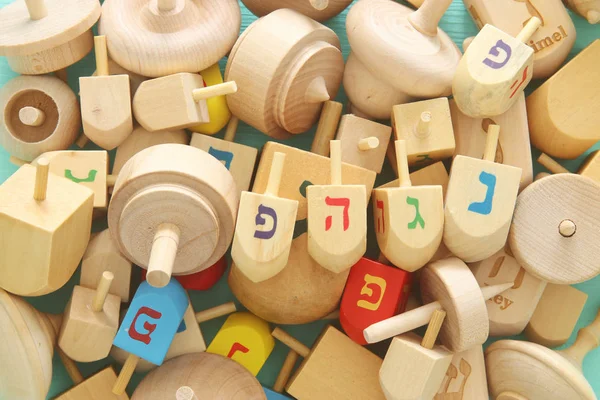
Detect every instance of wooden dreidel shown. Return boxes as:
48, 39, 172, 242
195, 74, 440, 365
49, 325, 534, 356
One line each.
190, 117, 259, 193
56, 367, 129, 400
189, 63, 233, 135
0, 0, 100, 74
363, 257, 514, 351
80, 35, 133, 150
108, 144, 238, 288
133, 72, 237, 132
578, 150, 600, 183
112, 279, 188, 395
444, 124, 522, 262
207, 312, 275, 376
307, 140, 367, 273
340, 258, 412, 345
374, 140, 444, 272
453, 17, 541, 118
564, 0, 600, 23
92, 59, 147, 98
272, 326, 386, 399
241, 0, 353, 21
141, 256, 227, 291
486, 308, 600, 400
0, 159, 93, 296
232, 152, 299, 283
434, 345, 489, 399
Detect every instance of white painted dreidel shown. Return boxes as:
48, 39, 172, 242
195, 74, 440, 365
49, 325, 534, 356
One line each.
452, 17, 542, 118
373, 140, 444, 272
444, 124, 522, 263
307, 140, 367, 273
79, 35, 133, 150
231, 152, 299, 283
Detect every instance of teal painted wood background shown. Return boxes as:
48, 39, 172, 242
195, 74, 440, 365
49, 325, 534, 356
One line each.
0, 0, 599, 398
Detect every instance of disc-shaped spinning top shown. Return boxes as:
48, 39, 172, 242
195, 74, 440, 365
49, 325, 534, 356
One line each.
241, 0, 353, 21
0, 0, 101, 74
99, 0, 241, 77
509, 173, 600, 284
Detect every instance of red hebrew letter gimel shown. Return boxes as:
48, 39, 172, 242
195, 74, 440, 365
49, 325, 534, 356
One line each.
325, 196, 350, 231
129, 307, 163, 345
227, 342, 250, 358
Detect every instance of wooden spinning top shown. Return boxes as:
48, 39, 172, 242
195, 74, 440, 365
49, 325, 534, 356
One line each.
0, 0, 100, 74
241, 0, 353, 21
225, 8, 344, 138
563, 0, 600, 24
99, 0, 241, 77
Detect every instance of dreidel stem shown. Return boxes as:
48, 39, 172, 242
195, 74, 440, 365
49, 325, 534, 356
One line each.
265, 152, 286, 196
272, 327, 311, 358
558, 308, 600, 368
224, 117, 239, 142
273, 349, 299, 393
537, 153, 570, 174
19, 106, 45, 126
305, 76, 330, 103
92, 271, 114, 312
421, 309, 447, 349
395, 140, 412, 188
309, 0, 329, 10
158, 0, 177, 11
195, 302, 237, 324
330, 140, 342, 185
408, 0, 453, 37
311, 101, 343, 157
483, 124, 500, 162
33, 158, 49, 201
94, 36, 109, 77
516, 17, 542, 42
192, 81, 237, 102
415, 111, 432, 138
358, 137, 379, 151
146, 223, 180, 288
57, 348, 84, 385
113, 354, 139, 395
24, 0, 47, 20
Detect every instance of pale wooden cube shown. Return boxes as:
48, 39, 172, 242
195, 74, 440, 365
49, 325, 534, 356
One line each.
336, 114, 392, 173
378, 161, 449, 197
55, 367, 128, 400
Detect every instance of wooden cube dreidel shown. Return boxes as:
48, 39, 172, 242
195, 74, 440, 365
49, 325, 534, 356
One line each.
434, 345, 489, 399
335, 114, 392, 173
207, 312, 275, 376
453, 17, 541, 118
444, 124, 522, 262
79, 35, 133, 150
374, 140, 444, 271
190, 117, 258, 193
564, 0, 600, 23
364, 257, 514, 351
380, 310, 454, 400
232, 152, 299, 283
307, 140, 367, 273
525, 283, 588, 347
133, 72, 237, 132
392, 98, 456, 167
486, 308, 600, 400
108, 144, 238, 288
0, 159, 94, 296
58, 271, 120, 362
380, 161, 450, 198
272, 326, 386, 399
578, 150, 600, 184
91, 59, 147, 98
0, 0, 100, 74
509, 173, 600, 284
189, 63, 232, 135
241, 0, 353, 21
56, 366, 129, 400
344, 0, 461, 119
527, 40, 600, 159
112, 279, 188, 395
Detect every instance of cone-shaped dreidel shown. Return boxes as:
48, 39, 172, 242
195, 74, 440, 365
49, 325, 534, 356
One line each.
231, 152, 299, 283
444, 125, 522, 263
452, 17, 542, 118
307, 140, 367, 273
79, 35, 133, 150
373, 140, 444, 272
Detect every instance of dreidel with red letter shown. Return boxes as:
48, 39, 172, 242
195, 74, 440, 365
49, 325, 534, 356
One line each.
111, 279, 188, 395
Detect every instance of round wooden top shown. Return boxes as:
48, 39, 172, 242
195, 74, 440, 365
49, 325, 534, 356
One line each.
509, 173, 600, 284
108, 144, 238, 275
346, 0, 461, 98
0, 0, 100, 56
486, 340, 595, 400
99, 0, 241, 77
420, 257, 490, 352
241, 0, 353, 21
132, 353, 266, 400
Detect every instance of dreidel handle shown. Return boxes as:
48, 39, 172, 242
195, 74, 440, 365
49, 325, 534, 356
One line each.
483, 124, 500, 162
92, 271, 114, 312
516, 17, 542, 43
33, 158, 49, 201
176, 386, 199, 400
113, 354, 140, 395
309, 0, 329, 10
272, 327, 311, 358
192, 81, 237, 102
265, 152, 286, 197
94, 36, 109, 77
395, 140, 412, 188
146, 223, 181, 288
24, 0, 47, 20
330, 140, 342, 185
558, 308, 600, 369
537, 153, 570, 175
223, 117, 239, 143
273, 349, 300, 393
408, 0, 453, 37
195, 302, 237, 324
421, 309, 447, 349
311, 101, 343, 157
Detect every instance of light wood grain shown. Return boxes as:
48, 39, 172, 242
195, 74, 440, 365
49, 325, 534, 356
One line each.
564, 0, 600, 23
422, 309, 447, 349
379, 161, 450, 198
92, 59, 147, 97
578, 149, 600, 183
311, 101, 344, 156
241, 0, 352, 21
273, 349, 299, 393
189, 63, 233, 135
56, 367, 129, 400
434, 345, 489, 400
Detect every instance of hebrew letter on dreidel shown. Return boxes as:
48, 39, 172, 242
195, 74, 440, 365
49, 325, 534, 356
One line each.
482, 40, 513, 69
254, 204, 278, 240
468, 171, 496, 215
227, 342, 250, 358
376, 200, 385, 234
129, 306, 162, 345
407, 196, 425, 230
64, 169, 98, 183
208, 147, 234, 170
325, 196, 350, 231
357, 274, 387, 311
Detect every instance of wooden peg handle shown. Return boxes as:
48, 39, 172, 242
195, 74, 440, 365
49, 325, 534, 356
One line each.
408, 0, 453, 36
311, 101, 343, 156
309, 0, 329, 10
537, 153, 570, 174
224, 116, 239, 142
19, 106, 46, 127
395, 140, 412, 188
330, 140, 342, 185
587, 10, 600, 24
158, 0, 177, 12
516, 17, 542, 42
272, 327, 311, 358
24, 0, 47, 20
265, 152, 286, 196
192, 81, 238, 102
195, 302, 237, 324
559, 309, 600, 369
386, 140, 399, 178
94, 36, 109, 77
112, 354, 139, 395
305, 76, 330, 104
358, 137, 380, 151
33, 158, 49, 201
480, 282, 514, 300
57, 348, 84, 385
483, 124, 500, 162
92, 271, 114, 312
415, 111, 432, 138
273, 349, 299, 393
146, 223, 180, 288
176, 386, 199, 400
558, 219, 577, 238
421, 309, 447, 349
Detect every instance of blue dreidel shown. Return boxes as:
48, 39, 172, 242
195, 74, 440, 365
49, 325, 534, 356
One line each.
112, 279, 188, 395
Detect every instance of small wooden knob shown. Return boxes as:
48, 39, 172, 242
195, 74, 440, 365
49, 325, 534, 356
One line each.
19, 107, 46, 127
158, 0, 177, 12
309, 0, 329, 10
358, 137, 379, 151
330, 140, 342, 185
92, 271, 114, 312
559, 219, 576, 238
516, 17, 542, 43
24, 0, 47, 20
415, 111, 431, 138
176, 386, 199, 400
33, 158, 49, 201
305, 76, 330, 104
147, 223, 181, 288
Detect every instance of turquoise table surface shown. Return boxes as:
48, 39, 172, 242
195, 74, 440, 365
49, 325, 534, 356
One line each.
1, 0, 599, 398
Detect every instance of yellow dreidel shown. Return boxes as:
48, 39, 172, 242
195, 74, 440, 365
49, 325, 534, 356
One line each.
373, 140, 444, 272
189, 63, 232, 135
231, 152, 299, 282
452, 17, 542, 118
307, 140, 367, 273
444, 124, 522, 262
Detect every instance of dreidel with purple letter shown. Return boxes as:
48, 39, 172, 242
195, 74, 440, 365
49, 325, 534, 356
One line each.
307, 140, 367, 273
452, 17, 542, 118
373, 140, 444, 272
231, 152, 299, 283
111, 279, 188, 395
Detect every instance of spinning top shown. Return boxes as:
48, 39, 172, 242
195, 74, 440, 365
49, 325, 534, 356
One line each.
241, 0, 353, 21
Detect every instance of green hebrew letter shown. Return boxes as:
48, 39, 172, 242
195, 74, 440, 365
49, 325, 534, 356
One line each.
407, 196, 425, 229
64, 169, 97, 183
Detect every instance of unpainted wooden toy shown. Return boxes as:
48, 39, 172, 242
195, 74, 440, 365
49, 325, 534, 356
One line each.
463, 0, 576, 78
344, 0, 462, 119
141, 257, 227, 291
56, 367, 129, 400
0, 0, 100, 74
312, 101, 344, 157
99, 0, 241, 77
225, 9, 344, 138
486, 308, 600, 400
380, 161, 450, 198
92, 59, 147, 97
241, 0, 353, 21
434, 345, 489, 400
527, 40, 600, 159
108, 144, 238, 288
579, 150, 600, 183
0, 75, 80, 161
189, 63, 233, 135
563, 0, 600, 23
